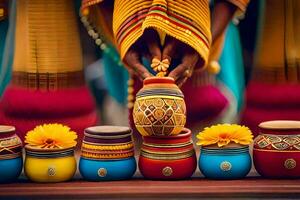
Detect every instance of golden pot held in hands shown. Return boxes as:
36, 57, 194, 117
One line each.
133, 77, 186, 136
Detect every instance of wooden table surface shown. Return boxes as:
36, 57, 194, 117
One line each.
0, 152, 298, 199
1, 171, 300, 200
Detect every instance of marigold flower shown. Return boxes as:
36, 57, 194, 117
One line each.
25, 124, 77, 149
196, 124, 253, 147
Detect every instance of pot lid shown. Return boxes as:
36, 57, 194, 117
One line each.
85, 126, 132, 136
0, 125, 15, 134
259, 120, 300, 130
143, 77, 175, 85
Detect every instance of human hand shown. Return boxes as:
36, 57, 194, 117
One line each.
123, 29, 162, 80
162, 36, 203, 87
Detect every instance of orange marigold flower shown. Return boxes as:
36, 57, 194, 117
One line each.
196, 124, 253, 147
25, 124, 77, 149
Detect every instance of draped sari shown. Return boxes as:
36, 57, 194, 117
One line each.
81, 0, 249, 131
242, 0, 300, 134
0, 0, 97, 139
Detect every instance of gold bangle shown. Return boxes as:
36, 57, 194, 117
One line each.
141, 151, 195, 160
0, 137, 22, 146
0, 152, 22, 160
141, 148, 194, 155
82, 142, 134, 151
136, 95, 183, 101
84, 132, 133, 139
82, 141, 133, 146
81, 151, 134, 159
142, 141, 193, 148
81, 148, 134, 154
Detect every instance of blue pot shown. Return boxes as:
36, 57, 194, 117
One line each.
0, 157, 23, 183
79, 157, 136, 181
199, 146, 251, 179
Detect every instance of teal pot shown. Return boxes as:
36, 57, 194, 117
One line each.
199, 146, 251, 179
0, 125, 23, 183
79, 157, 136, 181
0, 157, 23, 183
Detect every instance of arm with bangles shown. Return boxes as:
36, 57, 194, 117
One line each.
81, 0, 159, 80
125, 0, 249, 86
81, 0, 248, 86
207, 0, 249, 73
160, 0, 245, 86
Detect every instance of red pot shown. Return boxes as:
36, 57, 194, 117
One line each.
139, 154, 197, 180
139, 128, 196, 179
253, 120, 300, 178
142, 128, 192, 145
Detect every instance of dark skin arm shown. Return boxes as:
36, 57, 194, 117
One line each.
162, 0, 237, 86
123, 29, 162, 80
211, 0, 237, 42
118, 0, 237, 83
97, 2, 161, 80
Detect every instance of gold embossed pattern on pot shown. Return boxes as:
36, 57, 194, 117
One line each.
133, 77, 186, 136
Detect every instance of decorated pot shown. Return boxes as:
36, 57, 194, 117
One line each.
199, 145, 251, 179
133, 77, 186, 136
79, 157, 136, 181
24, 146, 76, 183
139, 128, 196, 179
0, 126, 23, 183
79, 126, 136, 181
253, 120, 300, 178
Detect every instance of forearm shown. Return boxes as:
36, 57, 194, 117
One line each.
211, 0, 237, 43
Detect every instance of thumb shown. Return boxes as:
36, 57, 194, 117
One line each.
162, 36, 178, 63
144, 29, 162, 60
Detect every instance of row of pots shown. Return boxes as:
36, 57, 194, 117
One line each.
1, 121, 300, 182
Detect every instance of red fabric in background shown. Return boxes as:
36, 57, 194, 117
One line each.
1, 85, 96, 117
0, 109, 98, 140
241, 82, 300, 135
245, 82, 300, 108
181, 78, 228, 126
0, 85, 98, 140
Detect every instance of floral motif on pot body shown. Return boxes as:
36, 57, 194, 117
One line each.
133, 77, 186, 136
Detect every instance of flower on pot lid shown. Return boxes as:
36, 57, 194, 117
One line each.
25, 124, 77, 149
196, 124, 253, 148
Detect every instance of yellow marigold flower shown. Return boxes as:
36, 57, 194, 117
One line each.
25, 124, 77, 149
196, 124, 253, 147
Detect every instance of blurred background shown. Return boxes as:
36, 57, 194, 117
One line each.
81, 0, 259, 125
2, 0, 299, 137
